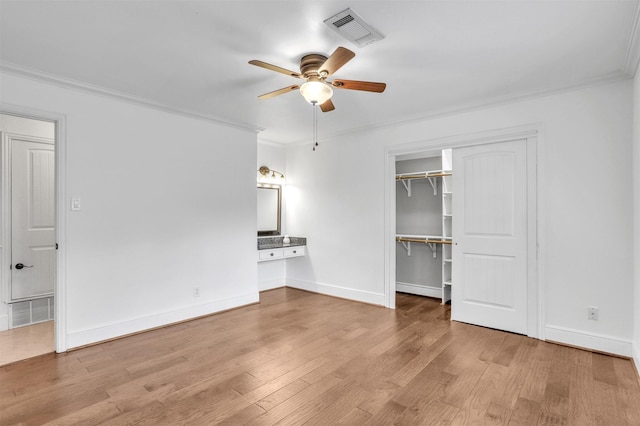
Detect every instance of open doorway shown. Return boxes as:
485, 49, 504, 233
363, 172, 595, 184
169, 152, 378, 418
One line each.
395, 149, 452, 303
0, 113, 56, 365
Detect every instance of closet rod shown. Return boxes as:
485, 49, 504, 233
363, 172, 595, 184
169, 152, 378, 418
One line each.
395, 172, 452, 181
396, 237, 452, 245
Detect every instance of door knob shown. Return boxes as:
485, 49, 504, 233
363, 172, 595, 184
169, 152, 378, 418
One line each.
14, 263, 33, 270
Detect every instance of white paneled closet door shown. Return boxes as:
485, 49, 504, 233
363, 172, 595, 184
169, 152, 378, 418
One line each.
451, 139, 528, 334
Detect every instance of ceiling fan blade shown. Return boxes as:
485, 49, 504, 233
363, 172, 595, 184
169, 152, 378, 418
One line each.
257, 85, 300, 100
249, 60, 303, 79
320, 99, 335, 112
319, 47, 355, 76
331, 79, 387, 93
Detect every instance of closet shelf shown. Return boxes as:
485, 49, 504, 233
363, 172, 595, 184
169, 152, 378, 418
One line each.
396, 170, 453, 196
395, 170, 452, 180
396, 234, 452, 258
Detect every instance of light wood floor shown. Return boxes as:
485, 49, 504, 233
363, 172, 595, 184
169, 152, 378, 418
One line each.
0, 320, 54, 367
1, 288, 639, 425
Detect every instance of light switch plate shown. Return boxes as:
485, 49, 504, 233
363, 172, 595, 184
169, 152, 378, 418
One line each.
71, 198, 81, 211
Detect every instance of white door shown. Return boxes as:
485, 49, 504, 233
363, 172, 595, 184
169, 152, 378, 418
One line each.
10, 136, 56, 301
451, 139, 528, 334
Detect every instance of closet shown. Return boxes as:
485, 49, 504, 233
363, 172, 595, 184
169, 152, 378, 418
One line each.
396, 149, 452, 304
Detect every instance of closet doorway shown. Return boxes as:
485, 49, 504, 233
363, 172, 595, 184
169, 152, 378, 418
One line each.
385, 128, 539, 338
395, 149, 452, 303
0, 113, 56, 364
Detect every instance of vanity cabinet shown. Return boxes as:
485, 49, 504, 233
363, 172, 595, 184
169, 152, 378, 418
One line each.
258, 248, 284, 261
258, 245, 305, 262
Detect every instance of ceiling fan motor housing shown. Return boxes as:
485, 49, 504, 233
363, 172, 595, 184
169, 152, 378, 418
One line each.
300, 54, 329, 78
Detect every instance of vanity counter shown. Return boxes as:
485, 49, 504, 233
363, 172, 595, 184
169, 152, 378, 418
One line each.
257, 236, 306, 250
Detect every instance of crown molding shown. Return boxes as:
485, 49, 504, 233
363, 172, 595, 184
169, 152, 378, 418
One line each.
0, 61, 262, 134
257, 139, 287, 148
286, 70, 631, 146
623, 1, 640, 76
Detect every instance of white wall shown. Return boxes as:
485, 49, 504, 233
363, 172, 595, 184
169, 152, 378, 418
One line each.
633, 72, 640, 369
1, 72, 259, 349
286, 79, 634, 356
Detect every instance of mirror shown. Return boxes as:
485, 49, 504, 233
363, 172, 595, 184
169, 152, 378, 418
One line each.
257, 185, 281, 236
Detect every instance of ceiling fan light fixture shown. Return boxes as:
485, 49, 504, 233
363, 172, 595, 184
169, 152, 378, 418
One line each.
300, 79, 333, 105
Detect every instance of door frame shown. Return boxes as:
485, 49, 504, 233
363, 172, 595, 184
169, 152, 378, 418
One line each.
384, 124, 545, 339
0, 103, 67, 352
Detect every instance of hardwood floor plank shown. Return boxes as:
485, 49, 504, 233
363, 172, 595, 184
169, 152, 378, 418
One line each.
256, 379, 310, 412
509, 397, 542, 425
452, 363, 512, 423
538, 344, 573, 424
244, 374, 343, 425
336, 406, 372, 425
303, 382, 373, 426
492, 333, 524, 367
395, 397, 459, 425
518, 340, 554, 402
592, 352, 618, 386
362, 399, 407, 425
1, 289, 639, 425
590, 380, 627, 425
567, 364, 594, 425
612, 357, 640, 424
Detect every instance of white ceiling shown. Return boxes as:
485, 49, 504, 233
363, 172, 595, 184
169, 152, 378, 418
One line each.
1, 1, 639, 144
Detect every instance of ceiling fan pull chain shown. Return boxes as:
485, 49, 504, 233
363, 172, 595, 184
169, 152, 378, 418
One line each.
312, 103, 319, 151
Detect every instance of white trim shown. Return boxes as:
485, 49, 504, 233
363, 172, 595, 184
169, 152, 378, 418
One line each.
387, 125, 539, 157
384, 124, 542, 339
67, 292, 258, 350
623, 1, 640, 76
287, 73, 629, 146
535, 125, 548, 341
0, 103, 68, 353
395, 282, 442, 299
0, 61, 262, 135
384, 146, 396, 309
546, 325, 633, 357
526, 136, 540, 339
286, 278, 385, 306
0, 129, 9, 313
634, 342, 640, 379
257, 139, 287, 148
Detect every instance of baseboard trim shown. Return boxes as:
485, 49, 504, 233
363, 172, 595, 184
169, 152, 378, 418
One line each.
286, 278, 385, 306
396, 282, 442, 299
633, 342, 640, 386
66, 292, 259, 349
545, 325, 633, 357
0, 313, 7, 331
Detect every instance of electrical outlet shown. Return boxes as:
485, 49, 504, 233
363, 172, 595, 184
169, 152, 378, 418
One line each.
193, 287, 200, 298
587, 306, 598, 321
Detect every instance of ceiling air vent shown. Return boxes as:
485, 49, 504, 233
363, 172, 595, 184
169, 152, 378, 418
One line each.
324, 8, 384, 47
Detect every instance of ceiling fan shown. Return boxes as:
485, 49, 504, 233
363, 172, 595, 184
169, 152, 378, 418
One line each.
249, 46, 386, 112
